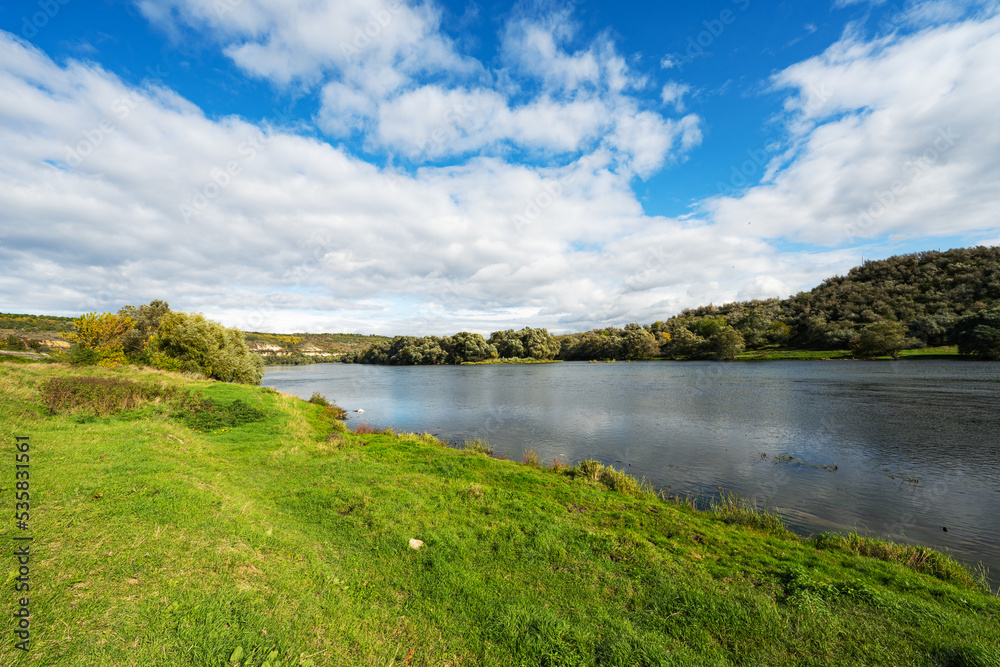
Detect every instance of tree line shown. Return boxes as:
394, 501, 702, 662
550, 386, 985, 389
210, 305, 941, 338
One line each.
66, 300, 264, 384
343, 245, 1000, 364
650, 246, 1000, 360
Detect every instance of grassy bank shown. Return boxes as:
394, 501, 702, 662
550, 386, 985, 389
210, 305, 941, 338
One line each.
1, 363, 997, 666
735, 346, 962, 361
461, 359, 563, 365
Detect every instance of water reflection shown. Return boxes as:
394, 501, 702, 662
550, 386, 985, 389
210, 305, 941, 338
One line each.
264, 360, 1000, 582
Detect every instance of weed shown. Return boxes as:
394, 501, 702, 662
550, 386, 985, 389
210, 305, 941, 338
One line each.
173, 393, 269, 431
811, 531, 984, 590
41, 376, 178, 415
576, 459, 604, 481
710, 492, 790, 536
308, 391, 347, 419
522, 448, 541, 467
598, 465, 641, 494
571, 459, 646, 495
462, 438, 494, 456
354, 422, 393, 435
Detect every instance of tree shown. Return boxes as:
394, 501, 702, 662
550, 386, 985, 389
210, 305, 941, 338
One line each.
445, 332, 497, 364
662, 327, 708, 359
710, 326, 745, 360
67, 312, 136, 367
119, 300, 170, 357
148, 312, 264, 384
2, 334, 28, 351
952, 308, 1000, 359
852, 320, 908, 359
489, 327, 560, 360
619, 329, 660, 360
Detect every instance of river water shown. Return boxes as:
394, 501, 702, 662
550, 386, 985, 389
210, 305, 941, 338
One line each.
263, 360, 1000, 582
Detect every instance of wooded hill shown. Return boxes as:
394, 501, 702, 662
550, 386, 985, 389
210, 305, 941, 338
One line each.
652, 245, 1000, 355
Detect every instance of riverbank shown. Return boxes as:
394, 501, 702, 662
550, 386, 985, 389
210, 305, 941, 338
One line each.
461, 358, 563, 365
2, 362, 997, 666
733, 345, 961, 361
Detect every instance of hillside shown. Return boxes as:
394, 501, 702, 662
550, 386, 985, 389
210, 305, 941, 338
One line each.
659, 246, 1000, 350
1, 362, 998, 666
244, 331, 391, 364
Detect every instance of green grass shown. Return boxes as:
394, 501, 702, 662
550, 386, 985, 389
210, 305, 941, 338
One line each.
460, 358, 563, 365
736, 345, 962, 361
1, 363, 998, 666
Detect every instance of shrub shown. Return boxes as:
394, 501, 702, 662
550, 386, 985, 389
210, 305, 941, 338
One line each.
710, 492, 789, 536
173, 394, 269, 431
66, 312, 136, 367
42, 377, 178, 416
462, 438, 494, 456
852, 320, 908, 359
2, 334, 28, 351
308, 392, 347, 420
148, 312, 264, 384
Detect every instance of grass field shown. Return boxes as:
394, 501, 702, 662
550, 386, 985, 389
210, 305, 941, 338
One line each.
1, 362, 997, 666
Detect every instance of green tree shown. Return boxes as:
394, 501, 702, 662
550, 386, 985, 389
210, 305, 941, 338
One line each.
952, 308, 1000, 359
119, 299, 171, 358
148, 312, 264, 384
710, 326, 745, 360
445, 332, 497, 364
662, 327, 708, 359
852, 320, 908, 359
619, 329, 660, 360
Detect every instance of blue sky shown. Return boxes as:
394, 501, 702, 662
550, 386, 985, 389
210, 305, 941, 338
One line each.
1, 0, 999, 334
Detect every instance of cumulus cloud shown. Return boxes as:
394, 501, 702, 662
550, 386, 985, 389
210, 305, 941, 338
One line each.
0, 29, 823, 334
702, 9, 1000, 247
3, 3, 999, 335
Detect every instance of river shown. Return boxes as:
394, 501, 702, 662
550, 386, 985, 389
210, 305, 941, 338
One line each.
263, 359, 1000, 582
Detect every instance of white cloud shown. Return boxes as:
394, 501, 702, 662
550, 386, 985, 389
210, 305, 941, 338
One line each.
660, 81, 691, 111
4, 4, 1000, 335
0, 31, 821, 335
137, 0, 475, 91
703, 10, 1000, 246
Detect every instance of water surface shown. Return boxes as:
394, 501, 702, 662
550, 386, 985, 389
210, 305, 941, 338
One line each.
263, 360, 1000, 582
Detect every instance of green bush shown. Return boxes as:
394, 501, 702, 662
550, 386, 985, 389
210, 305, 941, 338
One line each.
308, 392, 347, 420
148, 312, 264, 384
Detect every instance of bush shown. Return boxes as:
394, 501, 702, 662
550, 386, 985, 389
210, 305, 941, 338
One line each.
67, 312, 136, 367
148, 312, 264, 384
173, 394, 269, 431
308, 392, 347, 420
42, 377, 178, 416
952, 308, 1000, 359
852, 320, 908, 359
2, 334, 28, 351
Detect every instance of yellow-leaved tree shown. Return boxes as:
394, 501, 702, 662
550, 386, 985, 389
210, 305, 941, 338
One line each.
67, 312, 136, 367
